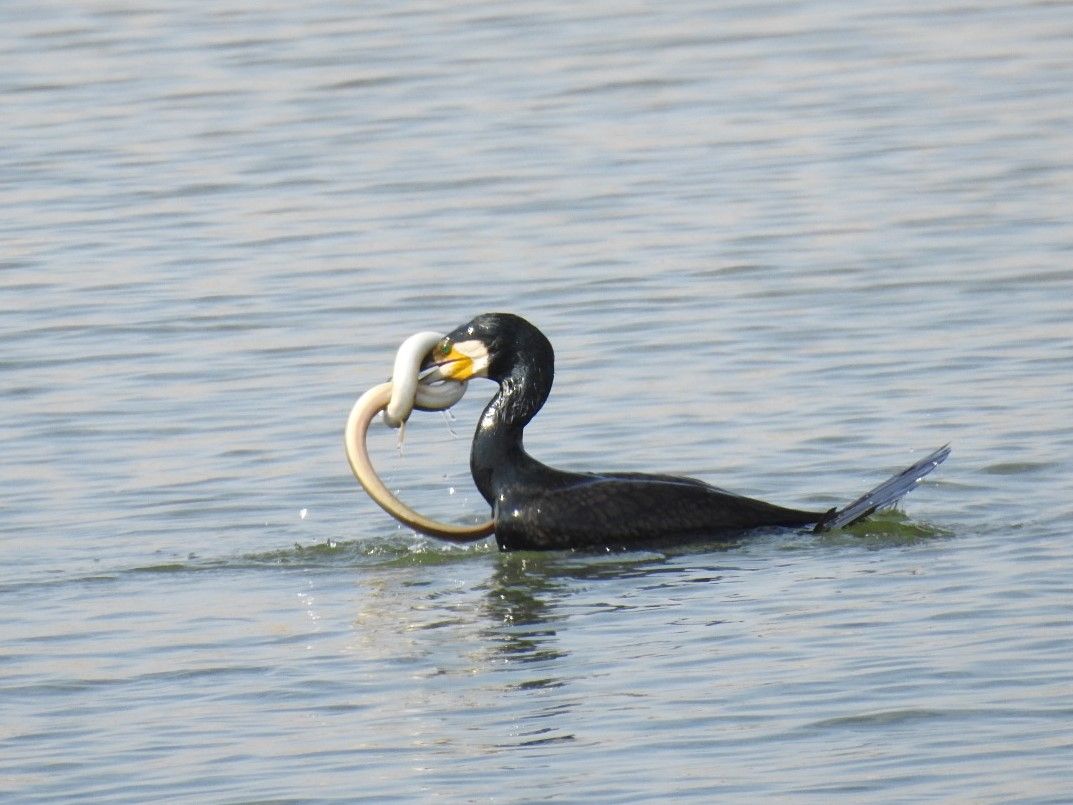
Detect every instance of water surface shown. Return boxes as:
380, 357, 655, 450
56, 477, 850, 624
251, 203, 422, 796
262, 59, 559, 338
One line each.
3, 1, 1073, 801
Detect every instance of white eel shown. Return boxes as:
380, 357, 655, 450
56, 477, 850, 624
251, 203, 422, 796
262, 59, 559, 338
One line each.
344, 331, 495, 542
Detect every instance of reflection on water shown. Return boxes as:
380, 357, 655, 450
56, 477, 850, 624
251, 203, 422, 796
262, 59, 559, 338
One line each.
481, 554, 568, 667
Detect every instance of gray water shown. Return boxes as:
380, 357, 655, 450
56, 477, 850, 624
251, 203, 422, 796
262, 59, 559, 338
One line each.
3, 1, 1073, 801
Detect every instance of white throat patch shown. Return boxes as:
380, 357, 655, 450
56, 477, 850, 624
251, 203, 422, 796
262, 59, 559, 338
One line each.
453, 339, 490, 377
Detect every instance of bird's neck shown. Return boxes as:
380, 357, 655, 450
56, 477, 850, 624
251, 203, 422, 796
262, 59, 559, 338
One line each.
470, 368, 550, 504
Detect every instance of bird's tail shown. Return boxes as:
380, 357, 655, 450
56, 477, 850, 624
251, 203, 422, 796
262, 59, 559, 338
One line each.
814, 444, 950, 532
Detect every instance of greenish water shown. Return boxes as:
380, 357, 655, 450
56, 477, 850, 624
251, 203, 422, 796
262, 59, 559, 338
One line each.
4, 0, 1073, 801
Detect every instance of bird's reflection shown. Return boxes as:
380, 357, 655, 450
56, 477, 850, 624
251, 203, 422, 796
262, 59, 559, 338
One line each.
345, 540, 736, 752
478, 552, 567, 669
476, 549, 673, 667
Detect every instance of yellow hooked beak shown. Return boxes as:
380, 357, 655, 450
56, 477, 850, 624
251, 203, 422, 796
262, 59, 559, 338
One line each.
426, 339, 489, 382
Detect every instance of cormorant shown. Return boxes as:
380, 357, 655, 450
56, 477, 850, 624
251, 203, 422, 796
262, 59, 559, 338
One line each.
422, 312, 948, 551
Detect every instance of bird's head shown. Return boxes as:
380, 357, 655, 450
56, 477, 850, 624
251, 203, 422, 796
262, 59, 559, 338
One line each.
422, 313, 552, 385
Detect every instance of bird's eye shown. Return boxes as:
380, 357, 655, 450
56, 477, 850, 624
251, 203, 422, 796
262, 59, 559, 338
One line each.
438, 339, 451, 356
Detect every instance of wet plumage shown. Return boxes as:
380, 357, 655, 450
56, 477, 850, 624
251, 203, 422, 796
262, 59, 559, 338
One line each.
426, 313, 948, 552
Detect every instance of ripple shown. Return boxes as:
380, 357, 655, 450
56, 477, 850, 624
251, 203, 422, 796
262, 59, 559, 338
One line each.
981, 461, 1056, 476
806, 708, 961, 730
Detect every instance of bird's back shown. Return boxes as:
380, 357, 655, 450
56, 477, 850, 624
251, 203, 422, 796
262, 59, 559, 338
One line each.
491, 470, 821, 550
